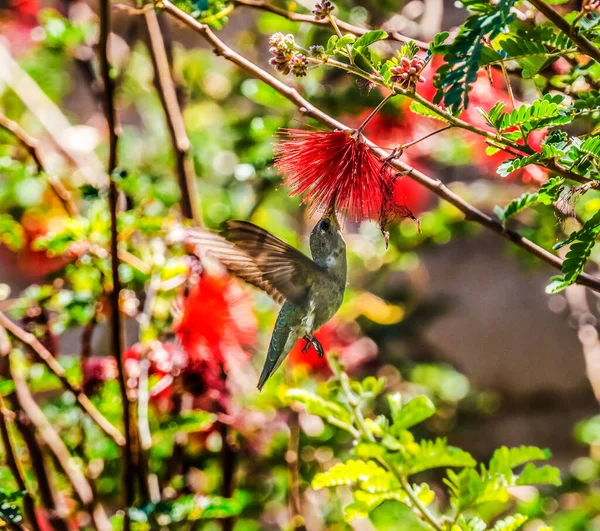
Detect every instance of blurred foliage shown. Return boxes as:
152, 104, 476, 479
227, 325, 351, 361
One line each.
0, 0, 599, 529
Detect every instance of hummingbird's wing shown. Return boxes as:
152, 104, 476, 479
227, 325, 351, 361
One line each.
187, 221, 326, 307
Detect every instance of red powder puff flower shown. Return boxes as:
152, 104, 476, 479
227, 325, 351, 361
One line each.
287, 319, 377, 377
174, 268, 257, 369
274, 129, 416, 232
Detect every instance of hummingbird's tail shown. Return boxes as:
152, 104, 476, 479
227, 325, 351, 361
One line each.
257, 303, 300, 391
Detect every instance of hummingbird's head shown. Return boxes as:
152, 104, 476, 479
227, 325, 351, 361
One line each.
309, 207, 346, 267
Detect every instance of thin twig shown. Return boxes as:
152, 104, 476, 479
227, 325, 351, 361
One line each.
0, 392, 41, 531
10, 363, 112, 531
528, 0, 600, 65
144, 9, 201, 224
157, 0, 600, 294
0, 42, 106, 187
0, 114, 78, 217
0, 312, 126, 445
232, 0, 429, 49
398, 124, 452, 150
1, 360, 70, 531
287, 412, 306, 531
357, 93, 395, 133
99, 0, 137, 523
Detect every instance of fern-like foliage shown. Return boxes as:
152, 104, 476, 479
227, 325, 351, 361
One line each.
409, 101, 448, 122
445, 445, 560, 514
494, 177, 565, 222
312, 460, 397, 492
481, 94, 572, 139
284, 388, 352, 424
493, 514, 529, 531
433, 0, 517, 113
546, 211, 600, 293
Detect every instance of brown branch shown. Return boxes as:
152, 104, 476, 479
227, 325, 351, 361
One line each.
232, 0, 429, 49
0, 392, 41, 531
158, 0, 600, 294
528, 0, 600, 65
286, 412, 306, 531
144, 10, 201, 224
0, 42, 107, 187
0, 312, 125, 446
0, 114, 78, 217
99, 0, 137, 524
10, 364, 112, 531
0, 360, 70, 531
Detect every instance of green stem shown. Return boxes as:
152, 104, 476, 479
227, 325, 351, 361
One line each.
357, 93, 395, 133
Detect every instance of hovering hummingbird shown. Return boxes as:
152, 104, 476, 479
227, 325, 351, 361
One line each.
187, 206, 347, 390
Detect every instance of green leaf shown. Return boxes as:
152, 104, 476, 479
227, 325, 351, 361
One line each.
388, 438, 476, 475
495, 193, 538, 221
390, 396, 436, 431
493, 514, 528, 531
433, 0, 517, 112
351, 30, 387, 58
284, 388, 352, 424
489, 446, 551, 476
344, 486, 434, 521
547, 211, 600, 292
312, 460, 397, 492
369, 500, 431, 531
0, 215, 25, 252
429, 31, 450, 54
409, 101, 448, 122
494, 177, 565, 221
326, 35, 338, 54
516, 463, 561, 486
445, 468, 509, 512
496, 94, 572, 133
334, 34, 357, 52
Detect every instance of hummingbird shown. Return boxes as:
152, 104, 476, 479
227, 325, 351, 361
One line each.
187, 206, 347, 390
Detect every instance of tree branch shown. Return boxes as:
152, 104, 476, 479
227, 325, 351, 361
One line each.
10, 362, 112, 531
0, 114, 78, 217
528, 0, 600, 65
0, 391, 41, 531
1, 359, 70, 531
157, 0, 600, 294
144, 9, 201, 224
232, 0, 429, 49
0, 312, 126, 446
99, 0, 137, 523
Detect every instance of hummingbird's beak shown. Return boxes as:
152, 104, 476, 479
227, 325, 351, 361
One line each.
323, 203, 338, 223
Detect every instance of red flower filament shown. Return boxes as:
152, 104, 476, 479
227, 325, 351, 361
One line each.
274, 129, 416, 231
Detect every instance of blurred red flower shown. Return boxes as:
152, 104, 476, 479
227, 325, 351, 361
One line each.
287, 319, 377, 377
0, 0, 39, 53
82, 356, 118, 395
174, 268, 257, 368
274, 129, 415, 229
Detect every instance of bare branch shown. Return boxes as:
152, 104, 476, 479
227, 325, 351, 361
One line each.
0, 391, 41, 531
144, 9, 201, 224
0, 312, 126, 446
158, 0, 600, 294
99, 0, 137, 522
0, 113, 78, 217
10, 363, 112, 530
232, 0, 429, 49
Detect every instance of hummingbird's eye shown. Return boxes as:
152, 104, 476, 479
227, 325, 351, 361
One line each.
318, 219, 331, 232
